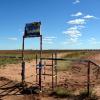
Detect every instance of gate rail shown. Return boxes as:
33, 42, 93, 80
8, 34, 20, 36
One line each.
41, 57, 100, 96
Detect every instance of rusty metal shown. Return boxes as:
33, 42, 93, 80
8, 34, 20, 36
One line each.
39, 35, 42, 91
36, 54, 38, 84
87, 61, 90, 96
55, 52, 57, 86
52, 53, 54, 90
40, 57, 100, 93
21, 61, 25, 84
39, 61, 42, 91
21, 36, 25, 84
41, 57, 89, 62
21, 24, 42, 92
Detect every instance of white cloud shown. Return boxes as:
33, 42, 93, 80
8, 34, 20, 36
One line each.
43, 41, 53, 44
44, 36, 56, 39
63, 27, 81, 38
62, 38, 82, 45
89, 37, 100, 45
67, 19, 86, 25
63, 25, 83, 45
63, 10, 98, 47
66, 26, 78, 30
43, 38, 52, 41
43, 36, 56, 41
77, 25, 85, 29
8, 37, 18, 41
70, 37, 78, 43
83, 15, 96, 19
43, 36, 56, 44
71, 12, 83, 17
66, 25, 84, 30
64, 30, 79, 37
73, 0, 80, 4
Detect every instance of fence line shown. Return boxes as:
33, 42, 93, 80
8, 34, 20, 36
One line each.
40, 57, 100, 96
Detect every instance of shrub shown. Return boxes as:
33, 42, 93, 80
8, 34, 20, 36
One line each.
79, 90, 98, 100
50, 87, 72, 98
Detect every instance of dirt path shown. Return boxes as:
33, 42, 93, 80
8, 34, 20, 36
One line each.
0, 52, 100, 99
0, 53, 69, 100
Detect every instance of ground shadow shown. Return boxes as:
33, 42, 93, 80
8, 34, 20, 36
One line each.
0, 77, 39, 99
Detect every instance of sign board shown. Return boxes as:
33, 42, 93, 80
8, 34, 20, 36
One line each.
24, 22, 41, 37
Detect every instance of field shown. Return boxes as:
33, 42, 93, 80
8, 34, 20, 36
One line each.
0, 50, 100, 100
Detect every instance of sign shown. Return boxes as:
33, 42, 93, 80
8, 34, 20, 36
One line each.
24, 22, 41, 37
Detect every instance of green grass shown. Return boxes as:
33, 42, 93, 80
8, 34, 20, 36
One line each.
50, 87, 72, 98
0, 53, 36, 66
0, 52, 52, 66
50, 88, 98, 99
79, 89, 98, 100
63, 51, 91, 59
57, 61, 72, 71
57, 51, 92, 71
0, 51, 96, 67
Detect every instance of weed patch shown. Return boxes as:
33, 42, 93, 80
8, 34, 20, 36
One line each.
50, 87, 72, 98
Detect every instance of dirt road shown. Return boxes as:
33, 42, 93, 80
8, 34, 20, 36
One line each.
0, 52, 100, 99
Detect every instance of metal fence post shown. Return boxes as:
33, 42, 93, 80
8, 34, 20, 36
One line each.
87, 61, 90, 96
55, 52, 57, 86
39, 61, 42, 91
39, 35, 42, 91
21, 36, 25, 84
52, 53, 54, 90
36, 54, 38, 84
22, 61, 25, 84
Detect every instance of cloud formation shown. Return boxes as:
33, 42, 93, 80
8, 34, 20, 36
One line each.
63, 26, 81, 38
71, 12, 83, 17
44, 36, 56, 39
73, 0, 80, 4
8, 37, 18, 41
43, 36, 56, 44
83, 15, 96, 19
62, 0, 98, 46
67, 18, 86, 25
89, 37, 100, 45
63, 11, 98, 45
62, 38, 82, 45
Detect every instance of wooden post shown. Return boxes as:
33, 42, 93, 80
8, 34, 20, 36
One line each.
52, 53, 54, 90
40, 35, 42, 59
22, 61, 25, 84
36, 54, 38, 84
87, 61, 90, 96
22, 36, 24, 61
55, 52, 57, 86
44, 61, 46, 80
21, 36, 25, 84
39, 35, 42, 91
39, 61, 42, 91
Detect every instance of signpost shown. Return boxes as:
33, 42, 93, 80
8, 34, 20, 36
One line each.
24, 22, 41, 37
21, 21, 42, 91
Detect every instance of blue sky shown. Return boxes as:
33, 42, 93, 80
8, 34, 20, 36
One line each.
0, 0, 100, 50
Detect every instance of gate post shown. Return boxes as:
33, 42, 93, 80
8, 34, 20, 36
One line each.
39, 35, 42, 92
55, 52, 57, 86
87, 61, 90, 96
22, 61, 25, 84
36, 54, 38, 84
39, 61, 42, 91
52, 53, 54, 90
21, 36, 25, 85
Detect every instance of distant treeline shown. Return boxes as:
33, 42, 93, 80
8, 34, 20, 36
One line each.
0, 49, 100, 54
